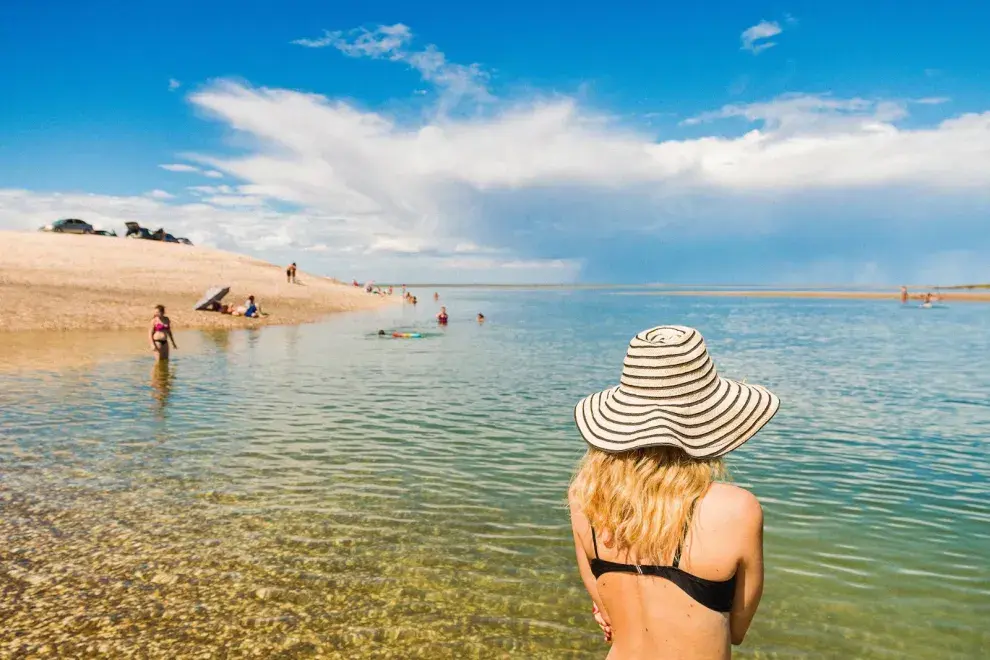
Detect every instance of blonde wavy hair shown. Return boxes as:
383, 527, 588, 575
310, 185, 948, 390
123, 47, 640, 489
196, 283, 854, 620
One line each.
569, 446, 726, 564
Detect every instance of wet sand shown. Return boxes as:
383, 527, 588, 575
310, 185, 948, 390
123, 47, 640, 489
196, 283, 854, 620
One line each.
0, 232, 391, 333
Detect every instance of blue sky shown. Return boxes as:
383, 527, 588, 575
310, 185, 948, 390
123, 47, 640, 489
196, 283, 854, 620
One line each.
2, 1, 990, 284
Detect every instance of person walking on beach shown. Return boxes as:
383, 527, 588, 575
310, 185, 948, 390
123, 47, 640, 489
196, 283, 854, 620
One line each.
149, 304, 177, 361
569, 325, 779, 658
286, 262, 297, 284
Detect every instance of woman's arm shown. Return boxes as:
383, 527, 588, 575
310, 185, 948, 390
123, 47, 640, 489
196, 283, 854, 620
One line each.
166, 319, 177, 348
569, 500, 609, 623
729, 494, 765, 645
149, 321, 157, 349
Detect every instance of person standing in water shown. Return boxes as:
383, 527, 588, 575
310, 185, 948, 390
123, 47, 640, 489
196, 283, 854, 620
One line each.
477, 313, 485, 323
569, 325, 778, 657
150, 305, 177, 361
437, 306, 449, 325
900, 286, 908, 304
434, 292, 439, 301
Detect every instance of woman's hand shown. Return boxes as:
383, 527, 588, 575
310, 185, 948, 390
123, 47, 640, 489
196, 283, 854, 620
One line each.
592, 603, 612, 643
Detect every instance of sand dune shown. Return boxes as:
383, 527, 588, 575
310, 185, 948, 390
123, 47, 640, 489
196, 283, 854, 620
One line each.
0, 231, 390, 333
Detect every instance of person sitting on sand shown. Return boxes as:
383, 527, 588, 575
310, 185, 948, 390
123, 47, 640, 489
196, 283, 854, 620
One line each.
231, 295, 264, 318
569, 325, 778, 657
437, 306, 449, 325
477, 313, 485, 323
150, 305, 178, 362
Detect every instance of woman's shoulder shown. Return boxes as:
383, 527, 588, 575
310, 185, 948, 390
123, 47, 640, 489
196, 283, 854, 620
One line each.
699, 482, 763, 528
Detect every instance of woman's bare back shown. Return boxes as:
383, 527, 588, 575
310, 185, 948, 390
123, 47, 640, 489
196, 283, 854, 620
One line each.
571, 483, 764, 659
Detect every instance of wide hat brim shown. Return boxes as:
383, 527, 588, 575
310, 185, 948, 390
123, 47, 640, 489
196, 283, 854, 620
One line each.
575, 376, 780, 458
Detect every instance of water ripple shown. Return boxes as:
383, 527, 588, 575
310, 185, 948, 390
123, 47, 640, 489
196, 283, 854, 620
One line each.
1, 291, 988, 658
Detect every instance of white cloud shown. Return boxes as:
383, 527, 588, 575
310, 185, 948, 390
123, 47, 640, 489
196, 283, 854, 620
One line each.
203, 170, 225, 178
202, 194, 267, 207
741, 20, 782, 54
915, 97, 950, 105
293, 23, 491, 111
293, 23, 412, 56
159, 163, 201, 173
168, 78, 182, 91
187, 185, 234, 195
3, 24, 990, 283
145, 189, 174, 200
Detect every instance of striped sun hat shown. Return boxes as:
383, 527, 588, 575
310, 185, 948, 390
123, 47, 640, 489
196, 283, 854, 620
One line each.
575, 325, 780, 458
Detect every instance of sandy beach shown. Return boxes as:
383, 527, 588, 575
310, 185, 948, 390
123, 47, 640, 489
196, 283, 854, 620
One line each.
0, 231, 390, 333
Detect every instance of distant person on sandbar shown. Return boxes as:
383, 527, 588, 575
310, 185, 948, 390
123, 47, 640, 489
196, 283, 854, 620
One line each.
437, 306, 448, 325
286, 262, 297, 284
150, 305, 177, 361
232, 295, 263, 318
477, 313, 485, 324
569, 325, 778, 657
900, 286, 908, 304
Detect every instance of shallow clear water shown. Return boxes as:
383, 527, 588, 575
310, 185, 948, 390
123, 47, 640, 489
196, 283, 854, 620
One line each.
1, 291, 988, 658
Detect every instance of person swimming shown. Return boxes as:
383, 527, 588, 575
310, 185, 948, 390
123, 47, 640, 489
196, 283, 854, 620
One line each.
378, 329, 386, 336
477, 313, 485, 323
437, 306, 448, 325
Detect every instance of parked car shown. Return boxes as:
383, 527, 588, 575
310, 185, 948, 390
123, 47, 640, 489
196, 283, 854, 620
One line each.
123, 221, 192, 244
39, 218, 94, 234
125, 221, 152, 239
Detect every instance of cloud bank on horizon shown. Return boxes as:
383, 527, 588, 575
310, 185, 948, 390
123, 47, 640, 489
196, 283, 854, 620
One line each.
2, 20, 989, 284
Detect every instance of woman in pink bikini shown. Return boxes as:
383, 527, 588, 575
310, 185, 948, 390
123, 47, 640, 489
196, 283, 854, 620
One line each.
150, 304, 178, 361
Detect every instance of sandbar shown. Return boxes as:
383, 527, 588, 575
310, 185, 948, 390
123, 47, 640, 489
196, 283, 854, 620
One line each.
619, 290, 990, 302
0, 231, 390, 334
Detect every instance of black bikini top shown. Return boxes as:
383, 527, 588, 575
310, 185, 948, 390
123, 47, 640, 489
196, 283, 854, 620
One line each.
589, 527, 736, 613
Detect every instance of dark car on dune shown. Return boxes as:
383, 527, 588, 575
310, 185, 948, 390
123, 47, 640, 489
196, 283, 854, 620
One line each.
125, 221, 192, 245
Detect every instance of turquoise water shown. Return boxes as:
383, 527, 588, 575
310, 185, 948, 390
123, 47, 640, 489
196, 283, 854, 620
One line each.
1, 290, 988, 658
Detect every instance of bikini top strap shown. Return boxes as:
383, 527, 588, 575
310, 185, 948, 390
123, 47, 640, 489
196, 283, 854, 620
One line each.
591, 526, 600, 559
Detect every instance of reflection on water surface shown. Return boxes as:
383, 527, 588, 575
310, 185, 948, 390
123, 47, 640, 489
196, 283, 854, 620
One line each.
1, 291, 988, 658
